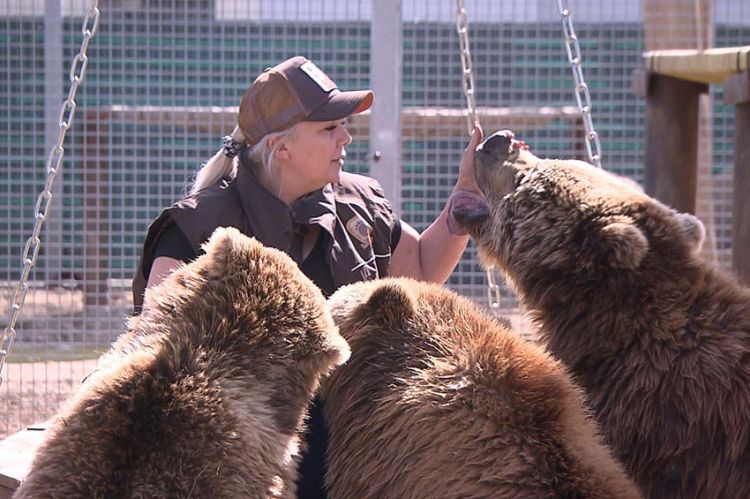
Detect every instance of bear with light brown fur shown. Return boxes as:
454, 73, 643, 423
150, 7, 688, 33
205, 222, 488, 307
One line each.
322, 277, 639, 498
14, 227, 349, 499
455, 130, 750, 498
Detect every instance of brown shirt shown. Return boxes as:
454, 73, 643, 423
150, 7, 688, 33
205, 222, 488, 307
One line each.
132, 162, 400, 312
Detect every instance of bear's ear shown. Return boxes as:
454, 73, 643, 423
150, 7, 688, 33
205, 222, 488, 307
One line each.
202, 226, 239, 255
675, 212, 705, 254
307, 325, 351, 374
362, 281, 416, 326
597, 218, 649, 269
201, 226, 260, 264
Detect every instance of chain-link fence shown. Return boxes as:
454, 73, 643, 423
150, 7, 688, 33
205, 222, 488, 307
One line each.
1, 0, 748, 438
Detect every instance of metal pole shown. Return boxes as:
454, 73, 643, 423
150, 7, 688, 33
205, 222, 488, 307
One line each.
44, 0, 64, 282
369, 0, 403, 210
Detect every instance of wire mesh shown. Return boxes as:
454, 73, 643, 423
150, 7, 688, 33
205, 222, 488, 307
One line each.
0, 0, 748, 438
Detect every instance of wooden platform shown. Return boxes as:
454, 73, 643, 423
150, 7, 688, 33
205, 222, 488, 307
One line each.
644, 46, 750, 84
0, 423, 47, 498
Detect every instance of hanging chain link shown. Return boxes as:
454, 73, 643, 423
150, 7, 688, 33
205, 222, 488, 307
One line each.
455, 1, 479, 135
455, 0, 503, 313
557, 0, 603, 169
0, 1, 100, 387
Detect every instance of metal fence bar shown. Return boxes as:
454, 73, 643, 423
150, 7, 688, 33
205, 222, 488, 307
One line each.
370, 0, 403, 210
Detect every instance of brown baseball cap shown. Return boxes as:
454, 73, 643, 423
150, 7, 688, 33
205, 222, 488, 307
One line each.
237, 56, 374, 146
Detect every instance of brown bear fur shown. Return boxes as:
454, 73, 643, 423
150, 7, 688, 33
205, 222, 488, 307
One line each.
14, 227, 349, 499
456, 130, 750, 498
322, 277, 639, 499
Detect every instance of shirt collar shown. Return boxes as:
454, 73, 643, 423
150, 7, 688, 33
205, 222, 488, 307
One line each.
291, 183, 337, 236
233, 162, 338, 243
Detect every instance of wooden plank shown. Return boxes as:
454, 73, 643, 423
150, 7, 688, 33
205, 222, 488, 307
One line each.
643, 74, 708, 214
733, 103, 750, 285
643, 46, 750, 85
89, 105, 582, 138
0, 423, 48, 497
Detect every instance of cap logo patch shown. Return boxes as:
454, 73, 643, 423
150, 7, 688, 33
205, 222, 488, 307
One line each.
300, 60, 337, 92
345, 216, 372, 249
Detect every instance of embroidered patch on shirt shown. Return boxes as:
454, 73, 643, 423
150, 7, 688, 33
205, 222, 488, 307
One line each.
300, 60, 337, 92
345, 216, 372, 249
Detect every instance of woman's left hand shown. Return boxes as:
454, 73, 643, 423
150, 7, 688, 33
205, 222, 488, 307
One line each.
445, 124, 488, 236
453, 123, 484, 194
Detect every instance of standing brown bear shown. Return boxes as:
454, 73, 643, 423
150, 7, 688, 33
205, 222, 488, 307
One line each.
14, 227, 350, 499
322, 277, 639, 499
455, 130, 750, 499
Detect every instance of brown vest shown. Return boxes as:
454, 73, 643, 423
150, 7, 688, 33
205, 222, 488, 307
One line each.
132, 165, 398, 312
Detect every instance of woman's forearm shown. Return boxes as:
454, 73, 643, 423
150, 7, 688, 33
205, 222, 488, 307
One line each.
389, 125, 486, 283
416, 207, 471, 283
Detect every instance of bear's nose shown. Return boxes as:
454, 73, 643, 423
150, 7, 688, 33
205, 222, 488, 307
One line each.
478, 132, 513, 161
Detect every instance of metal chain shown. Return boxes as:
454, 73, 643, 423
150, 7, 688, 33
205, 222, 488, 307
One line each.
455, 1, 479, 135
455, 0, 503, 313
0, 1, 101, 387
557, 0, 603, 169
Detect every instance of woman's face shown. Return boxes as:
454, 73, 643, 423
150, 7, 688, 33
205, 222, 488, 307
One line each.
279, 119, 352, 198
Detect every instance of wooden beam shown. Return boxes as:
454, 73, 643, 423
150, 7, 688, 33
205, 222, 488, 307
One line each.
91, 106, 582, 138
724, 70, 750, 283
733, 102, 750, 284
724, 70, 750, 106
643, 46, 750, 85
643, 73, 708, 214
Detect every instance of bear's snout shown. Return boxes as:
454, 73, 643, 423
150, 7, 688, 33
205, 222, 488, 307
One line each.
477, 131, 514, 162
473, 130, 521, 201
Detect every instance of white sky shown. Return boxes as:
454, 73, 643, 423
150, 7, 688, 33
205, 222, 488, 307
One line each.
0, 0, 747, 26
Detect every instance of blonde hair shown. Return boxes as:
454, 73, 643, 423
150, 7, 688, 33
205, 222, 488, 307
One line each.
189, 124, 300, 196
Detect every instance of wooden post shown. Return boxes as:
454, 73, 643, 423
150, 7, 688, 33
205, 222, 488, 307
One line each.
642, 74, 708, 214
570, 116, 587, 163
83, 116, 110, 306
725, 71, 750, 284
641, 0, 716, 243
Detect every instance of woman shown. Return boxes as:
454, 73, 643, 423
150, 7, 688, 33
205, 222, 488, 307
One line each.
132, 55, 484, 498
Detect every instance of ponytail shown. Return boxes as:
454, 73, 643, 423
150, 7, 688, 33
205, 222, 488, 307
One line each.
189, 149, 237, 196
189, 123, 301, 196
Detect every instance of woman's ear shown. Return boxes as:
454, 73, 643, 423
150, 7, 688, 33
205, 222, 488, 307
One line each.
269, 136, 291, 160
